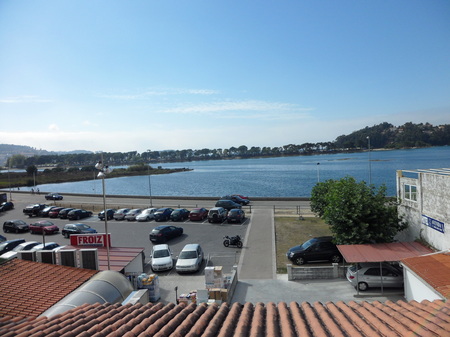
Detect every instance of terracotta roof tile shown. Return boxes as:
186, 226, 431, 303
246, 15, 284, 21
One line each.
402, 253, 450, 299
0, 259, 98, 318
0, 300, 443, 337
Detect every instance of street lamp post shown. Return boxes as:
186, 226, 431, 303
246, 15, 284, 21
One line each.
95, 155, 111, 270
316, 162, 320, 183
147, 164, 153, 207
367, 136, 372, 185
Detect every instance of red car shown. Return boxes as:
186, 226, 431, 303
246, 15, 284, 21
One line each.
29, 220, 59, 235
48, 207, 65, 218
188, 208, 208, 221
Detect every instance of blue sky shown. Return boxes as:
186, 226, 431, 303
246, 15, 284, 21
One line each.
1, 0, 449, 153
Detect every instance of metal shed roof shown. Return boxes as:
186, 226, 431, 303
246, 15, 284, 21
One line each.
337, 241, 433, 263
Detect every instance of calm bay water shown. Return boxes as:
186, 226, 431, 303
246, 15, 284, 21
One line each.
24, 147, 450, 198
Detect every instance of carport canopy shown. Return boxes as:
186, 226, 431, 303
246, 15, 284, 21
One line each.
337, 241, 433, 263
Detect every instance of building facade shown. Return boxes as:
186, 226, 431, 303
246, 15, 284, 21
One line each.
396, 169, 450, 251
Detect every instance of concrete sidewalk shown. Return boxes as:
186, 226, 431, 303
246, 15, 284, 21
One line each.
238, 208, 276, 279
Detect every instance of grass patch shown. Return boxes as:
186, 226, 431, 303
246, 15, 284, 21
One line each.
275, 216, 332, 273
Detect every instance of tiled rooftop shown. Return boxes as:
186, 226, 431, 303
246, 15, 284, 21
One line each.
0, 259, 98, 318
402, 252, 450, 299
0, 299, 448, 336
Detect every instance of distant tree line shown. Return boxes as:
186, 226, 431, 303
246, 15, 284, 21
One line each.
3, 122, 450, 169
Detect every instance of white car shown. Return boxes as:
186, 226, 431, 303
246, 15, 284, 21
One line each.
150, 244, 173, 271
136, 208, 158, 222
0, 241, 41, 260
175, 244, 204, 273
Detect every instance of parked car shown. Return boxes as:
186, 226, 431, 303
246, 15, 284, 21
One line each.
58, 208, 75, 219
286, 236, 343, 265
207, 207, 228, 223
29, 220, 59, 235
150, 244, 173, 271
113, 208, 131, 221
154, 208, 174, 222
346, 262, 404, 291
221, 195, 250, 205
125, 209, 142, 221
39, 206, 58, 217
67, 209, 93, 220
0, 202, 14, 212
136, 208, 158, 222
45, 193, 63, 200
48, 207, 65, 218
0, 241, 41, 259
149, 225, 183, 243
188, 208, 208, 221
227, 209, 246, 223
175, 243, 204, 273
23, 204, 47, 217
3, 220, 29, 233
98, 209, 117, 221
170, 208, 190, 222
30, 242, 60, 251
232, 194, 250, 202
62, 223, 97, 238
0, 239, 26, 255
215, 199, 242, 211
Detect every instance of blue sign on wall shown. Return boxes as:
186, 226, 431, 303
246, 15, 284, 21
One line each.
422, 215, 445, 233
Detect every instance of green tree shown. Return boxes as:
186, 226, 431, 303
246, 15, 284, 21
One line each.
310, 177, 407, 244
26, 165, 38, 176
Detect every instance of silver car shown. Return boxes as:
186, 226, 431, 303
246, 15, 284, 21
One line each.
175, 243, 204, 273
346, 262, 404, 291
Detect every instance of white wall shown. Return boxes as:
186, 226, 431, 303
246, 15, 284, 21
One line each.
403, 268, 444, 302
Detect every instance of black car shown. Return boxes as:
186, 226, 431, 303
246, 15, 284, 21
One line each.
286, 236, 343, 265
67, 209, 93, 220
62, 223, 97, 238
215, 200, 242, 211
149, 225, 183, 243
0, 202, 14, 212
0, 239, 26, 255
154, 208, 174, 222
45, 193, 63, 200
23, 204, 47, 217
170, 208, 190, 222
221, 195, 250, 205
3, 220, 30, 233
98, 209, 117, 221
227, 209, 246, 223
58, 208, 75, 219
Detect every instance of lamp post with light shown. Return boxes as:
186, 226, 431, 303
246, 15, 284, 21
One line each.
316, 162, 320, 183
147, 164, 153, 207
95, 156, 111, 270
367, 136, 372, 185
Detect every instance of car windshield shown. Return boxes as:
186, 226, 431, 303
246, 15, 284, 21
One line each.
154, 250, 170, 258
301, 238, 317, 250
179, 251, 198, 259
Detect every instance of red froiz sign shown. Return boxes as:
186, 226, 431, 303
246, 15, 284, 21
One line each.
70, 233, 111, 247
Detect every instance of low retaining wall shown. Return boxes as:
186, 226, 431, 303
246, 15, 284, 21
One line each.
287, 263, 347, 281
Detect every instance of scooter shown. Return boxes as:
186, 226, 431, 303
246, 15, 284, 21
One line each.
223, 235, 243, 248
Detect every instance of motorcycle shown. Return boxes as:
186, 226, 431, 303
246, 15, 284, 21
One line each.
223, 235, 243, 248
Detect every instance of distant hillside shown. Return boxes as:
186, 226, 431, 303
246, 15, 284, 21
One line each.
1, 121, 449, 167
0, 144, 92, 166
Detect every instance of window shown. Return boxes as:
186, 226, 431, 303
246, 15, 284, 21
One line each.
404, 184, 417, 201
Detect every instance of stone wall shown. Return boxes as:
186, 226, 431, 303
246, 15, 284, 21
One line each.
287, 263, 346, 281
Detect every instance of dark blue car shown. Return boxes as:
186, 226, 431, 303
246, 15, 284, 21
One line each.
154, 208, 174, 222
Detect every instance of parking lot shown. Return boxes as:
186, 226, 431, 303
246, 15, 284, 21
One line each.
1, 192, 406, 304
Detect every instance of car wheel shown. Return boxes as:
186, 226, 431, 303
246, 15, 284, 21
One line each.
15, 228, 19, 233
64, 232, 70, 238
358, 282, 369, 291
3, 228, 8, 233
294, 257, 305, 265
331, 255, 341, 263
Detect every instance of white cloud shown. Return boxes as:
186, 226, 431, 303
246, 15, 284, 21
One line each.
97, 87, 219, 100
48, 124, 60, 131
0, 95, 52, 103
